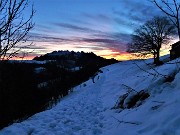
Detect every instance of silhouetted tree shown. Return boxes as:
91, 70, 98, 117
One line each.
0, 0, 35, 60
128, 16, 175, 64
152, 0, 180, 40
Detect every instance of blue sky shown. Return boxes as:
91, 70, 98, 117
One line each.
27, 0, 165, 60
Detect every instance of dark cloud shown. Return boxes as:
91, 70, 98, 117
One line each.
34, 24, 55, 33
70, 18, 92, 26
29, 33, 73, 43
111, 32, 132, 41
82, 13, 112, 23
53, 23, 102, 34
22, 45, 47, 50
36, 24, 52, 30
113, 17, 135, 28
81, 37, 127, 53
92, 32, 132, 44
75, 46, 103, 51
97, 14, 111, 22
112, 0, 163, 26
82, 38, 116, 44
55, 23, 91, 31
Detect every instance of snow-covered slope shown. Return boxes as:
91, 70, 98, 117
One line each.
1, 57, 180, 135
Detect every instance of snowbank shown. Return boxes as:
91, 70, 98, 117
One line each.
1, 57, 180, 135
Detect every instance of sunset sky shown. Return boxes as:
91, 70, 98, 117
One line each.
25, 0, 175, 60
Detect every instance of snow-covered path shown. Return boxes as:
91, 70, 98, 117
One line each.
1, 57, 180, 135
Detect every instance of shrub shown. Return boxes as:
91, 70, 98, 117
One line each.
113, 90, 150, 109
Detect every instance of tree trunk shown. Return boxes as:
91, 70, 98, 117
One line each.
153, 51, 156, 64
178, 24, 180, 41
0, 30, 1, 52
156, 48, 160, 63
176, 10, 180, 41
154, 48, 161, 65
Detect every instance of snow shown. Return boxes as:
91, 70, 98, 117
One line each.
69, 66, 81, 71
9, 60, 52, 64
34, 67, 46, 74
1, 56, 180, 135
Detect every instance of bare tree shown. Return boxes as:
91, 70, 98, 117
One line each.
128, 16, 175, 65
152, 0, 180, 40
0, 0, 35, 60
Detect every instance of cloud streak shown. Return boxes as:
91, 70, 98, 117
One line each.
29, 29, 129, 55
53, 23, 103, 34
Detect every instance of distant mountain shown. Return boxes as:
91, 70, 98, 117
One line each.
33, 50, 118, 69
46, 50, 81, 57
33, 50, 114, 61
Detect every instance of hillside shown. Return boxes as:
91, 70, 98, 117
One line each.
0, 51, 118, 129
33, 51, 118, 70
1, 56, 180, 135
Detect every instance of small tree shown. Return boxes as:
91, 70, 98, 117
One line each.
128, 16, 175, 65
152, 0, 180, 40
0, 0, 35, 60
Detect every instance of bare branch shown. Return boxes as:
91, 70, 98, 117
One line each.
152, 0, 180, 40
152, 0, 175, 17
0, 0, 35, 60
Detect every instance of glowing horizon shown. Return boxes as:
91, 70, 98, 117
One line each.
20, 38, 177, 61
